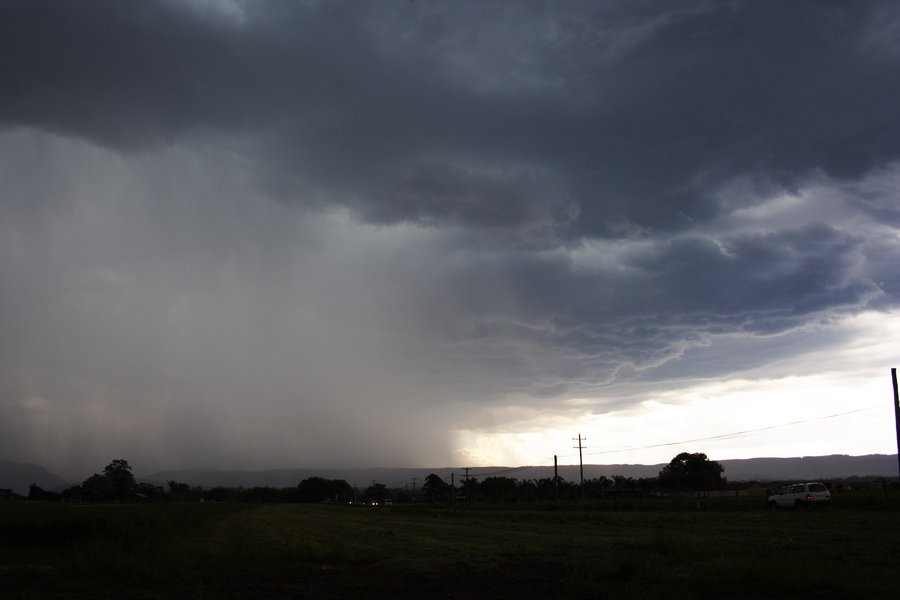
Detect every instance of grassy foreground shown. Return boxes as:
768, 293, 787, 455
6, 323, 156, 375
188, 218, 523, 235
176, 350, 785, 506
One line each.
3, 496, 899, 599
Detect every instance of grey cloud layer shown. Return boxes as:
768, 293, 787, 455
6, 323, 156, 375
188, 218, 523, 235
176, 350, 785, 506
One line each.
1, 1, 899, 473
2, 1, 898, 235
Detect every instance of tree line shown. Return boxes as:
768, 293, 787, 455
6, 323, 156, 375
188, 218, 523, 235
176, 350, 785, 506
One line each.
26, 452, 727, 504
27, 460, 361, 504
423, 452, 726, 502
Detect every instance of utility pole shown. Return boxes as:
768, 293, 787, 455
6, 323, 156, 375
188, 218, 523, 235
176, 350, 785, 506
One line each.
892, 368, 900, 482
411, 476, 417, 501
573, 434, 586, 500
451, 472, 455, 504
554, 454, 559, 501
463, 466, 471, 498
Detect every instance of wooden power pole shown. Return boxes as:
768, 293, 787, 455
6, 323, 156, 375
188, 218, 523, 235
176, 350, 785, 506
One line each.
573, 434, 586, 499
554, 454, 559, 500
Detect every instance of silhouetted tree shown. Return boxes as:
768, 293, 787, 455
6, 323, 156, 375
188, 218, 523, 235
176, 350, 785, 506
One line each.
658, 452, 725, 491
103, 459, 136, 501
81, 473, 116, 501
364, 482, 388, 504
77, 459, 138, 502
481, 477, 518, 503
516, 479, 538, 501
330, 479, 352, 502
422, 473, 451, 502
28, 484, 60, 501
245, 486, 281, 503
556, 478, 579, 500
535, 477, 562, 500
297, 477, 353, 503
459, 476, 480, 501
59, 485, 83, 502
613, 475, 635, 490
167, 481, 191, 501
135, 482, 164, 501
637, 477, 659, 491
206, 486, 237, 502
584, 476, 613, 499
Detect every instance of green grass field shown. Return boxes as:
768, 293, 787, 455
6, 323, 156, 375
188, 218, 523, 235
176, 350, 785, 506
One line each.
3, 494, 899, 599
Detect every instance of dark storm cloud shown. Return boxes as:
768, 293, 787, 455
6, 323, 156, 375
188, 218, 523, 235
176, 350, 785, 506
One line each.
2, 1, 900, 473
2, 0, 898, 236
422, 221, 882, 399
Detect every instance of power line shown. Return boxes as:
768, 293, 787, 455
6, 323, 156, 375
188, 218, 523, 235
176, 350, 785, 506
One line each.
454, 465, 534, 478
440, 405, 886, 476
572, 405, 886, 459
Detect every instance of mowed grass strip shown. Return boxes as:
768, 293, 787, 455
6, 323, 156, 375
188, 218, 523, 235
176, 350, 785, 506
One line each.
3, 499, 900, 598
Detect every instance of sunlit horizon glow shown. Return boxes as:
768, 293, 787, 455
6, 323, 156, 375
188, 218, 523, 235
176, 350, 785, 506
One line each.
453, 310, 900, 468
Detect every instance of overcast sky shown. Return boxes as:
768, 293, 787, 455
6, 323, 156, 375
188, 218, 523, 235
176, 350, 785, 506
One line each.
2, 0, 899, 479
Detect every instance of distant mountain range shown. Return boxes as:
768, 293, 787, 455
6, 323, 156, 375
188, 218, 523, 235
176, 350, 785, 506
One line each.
2, 454, 897, 496
143, 454, 899, 490
719, 454, 899, 482
0, 461, 66, 496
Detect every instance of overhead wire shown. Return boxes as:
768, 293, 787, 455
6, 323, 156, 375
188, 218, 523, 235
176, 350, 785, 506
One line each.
560, 404, 887, 460
375, 405, 888, 484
